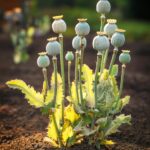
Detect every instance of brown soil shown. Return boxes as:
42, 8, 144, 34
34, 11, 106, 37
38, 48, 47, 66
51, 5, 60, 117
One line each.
0, 34, 150, 150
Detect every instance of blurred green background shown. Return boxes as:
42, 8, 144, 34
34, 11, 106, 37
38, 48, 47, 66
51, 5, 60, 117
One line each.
38, 0, 150, 42
0, 0, 150, 42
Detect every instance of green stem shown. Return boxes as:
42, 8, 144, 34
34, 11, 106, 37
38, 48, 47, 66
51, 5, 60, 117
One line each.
100, 51, 105, 73
52, 56, 58, 107
103, 48, 109, 69
75, 51, 80, 104
42, 68, 49, 90
94, 53, 102, 108
79, 55, 84, 108
52, 112, 63, 147
42, 68, 49, 101
58, 34, 65, 94
109, 48, 118, 74
58, 34, 65, 126
80, 36, 85, 66
119, 64, 126, 99
68, 61, 72, 96
100, 14, 105, 32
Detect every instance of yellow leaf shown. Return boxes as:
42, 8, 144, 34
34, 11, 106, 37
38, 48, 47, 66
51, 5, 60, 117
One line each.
70, 82, 78, 105
6, 80, 44, 108
45, 73, 64, 107
62, 120, 74, 145
82, 64, 95, 108
47, 109, 62, 141
100, 69, 109, 81
64, 104, 79, 123
101, 140, 116, 145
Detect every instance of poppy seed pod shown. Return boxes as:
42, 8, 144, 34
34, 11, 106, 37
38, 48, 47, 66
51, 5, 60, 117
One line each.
72, 35, 87, 50
111, 29, 126, 48
119, 50, 131, 64
104, 19, 118, 37
52, 15, 67, 34
37, 52, 50, 68
92, 32, 110, 52
46, 37, 61, 56
75, 19, 90, 36
65, 51, 74, 61
96, 0, 111, 14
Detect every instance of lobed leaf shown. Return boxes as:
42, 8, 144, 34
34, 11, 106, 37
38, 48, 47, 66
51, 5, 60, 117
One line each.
82, 64, 95, 108
105, 114, 131, 136
6, 80, 44, 108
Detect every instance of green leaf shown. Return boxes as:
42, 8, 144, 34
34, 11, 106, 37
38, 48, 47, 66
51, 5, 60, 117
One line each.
105, 114, 131, 136
69, 82, 78, 105
82, 64, 95, 108
110, 65, 118, 76
6, 80, 44, 108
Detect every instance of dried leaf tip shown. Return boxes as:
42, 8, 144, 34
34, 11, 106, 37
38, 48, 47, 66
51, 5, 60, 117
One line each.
107, 19, 117, 24
47, 37, 57, 42
53, 15, 63, 20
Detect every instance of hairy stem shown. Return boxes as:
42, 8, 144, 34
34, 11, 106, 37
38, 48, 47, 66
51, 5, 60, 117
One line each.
68, 61, 72, 96
109, 48, 118, 74
75, 51, 80, 104
58, 34, 65, 126
52, 56, 57, 107
94, 53, 102, 108
119, 64, 126, 99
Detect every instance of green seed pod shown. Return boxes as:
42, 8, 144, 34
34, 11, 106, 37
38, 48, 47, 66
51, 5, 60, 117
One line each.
72, 35, 87, 50
37, 52, 50, 68
75, 19, 90, 36
46, 37, 61, 56
92, 32, 110, 52
111, 29, 126, 48
65, 51, 74, 61
119, 50, 131, 64
104, 19, 118, 37
52, 15, 67, 34
96, 0, 111, 14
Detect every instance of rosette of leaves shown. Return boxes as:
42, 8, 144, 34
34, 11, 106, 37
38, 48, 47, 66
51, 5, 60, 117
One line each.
6, 73, 82, 147
67, 64, 131, 148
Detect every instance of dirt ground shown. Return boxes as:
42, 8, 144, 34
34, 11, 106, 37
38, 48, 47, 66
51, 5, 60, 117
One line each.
0, 33, 150, 150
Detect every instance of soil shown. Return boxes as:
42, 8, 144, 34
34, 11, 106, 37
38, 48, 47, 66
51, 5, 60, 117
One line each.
0, 33, 150, 150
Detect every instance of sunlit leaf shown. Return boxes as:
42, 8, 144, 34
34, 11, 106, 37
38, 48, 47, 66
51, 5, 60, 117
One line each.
6, 80, 44, 108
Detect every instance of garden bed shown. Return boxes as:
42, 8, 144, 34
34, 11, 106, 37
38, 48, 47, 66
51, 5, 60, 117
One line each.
0, 34, 150, 150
